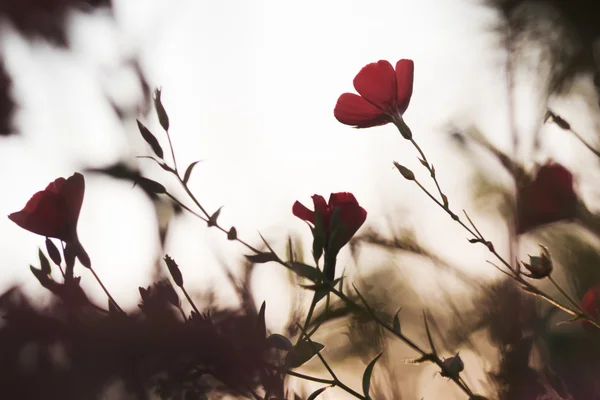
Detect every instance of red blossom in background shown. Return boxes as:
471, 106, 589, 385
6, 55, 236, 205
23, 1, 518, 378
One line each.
516, 163, 577, 234
581, 283, 600, 328
8, 172, 85, 243
334, 59, 414, 137
293, 193, 366, 279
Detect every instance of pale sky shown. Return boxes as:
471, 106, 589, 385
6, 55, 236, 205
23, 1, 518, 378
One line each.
1, 1, 599, 396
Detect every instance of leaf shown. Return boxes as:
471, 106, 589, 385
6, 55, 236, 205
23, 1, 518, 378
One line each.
423, 312, 437, 355
207, 206, 223, 227
245, 252, 278, 264
45, 238, 61, 266
286, 340, 325, 368
136, 119, 164, 159
153, 88, 170, 131
135, 177, 166, 194
307, 387, 329, 400
30, 265, 51, 288
183, 160, 203, 184
288, 262, 321, 281
266, 333, 293, 351
38, 249, 51, 275
392, 309, 401, 334
362, 352, 382, 398
256, 301, 266, 339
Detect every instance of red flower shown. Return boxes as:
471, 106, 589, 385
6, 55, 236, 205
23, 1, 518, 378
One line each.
293, 192, 367, 261
516, 163, 577, 234
8, 173, 85, 243
334, 59, 414, 136
581, 284, 600, 329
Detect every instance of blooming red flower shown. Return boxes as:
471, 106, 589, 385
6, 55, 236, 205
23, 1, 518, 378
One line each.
334, 59, 414, 135
516, 163, 577, 234
581, 283, 600, 329
8, 173, 85, 243
293, 192, 367, 272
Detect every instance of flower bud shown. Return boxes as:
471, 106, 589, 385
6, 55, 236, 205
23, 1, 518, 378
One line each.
522, 245, 553, 279
393, 162, 415, 181
440, 353, 464, 378
164, 255, 184, 287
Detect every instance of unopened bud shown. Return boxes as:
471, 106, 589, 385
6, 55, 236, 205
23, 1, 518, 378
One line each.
522, 245, 553, 279
440, 353, 464, 378
393, 162, 415, 181
393, 116, 413, 140
164, 255, 184, 287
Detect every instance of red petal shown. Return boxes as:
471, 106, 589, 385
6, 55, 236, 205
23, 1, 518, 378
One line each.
328, 192, 358, 207
334, 93, 390, 128
395, 59, 414, 114
45, 177, 66, 195
292, 201, 315, 223
8, 192, 68, 238
311, 195, 328, 215
353, 60, 397, 113
61, 173, 85, 225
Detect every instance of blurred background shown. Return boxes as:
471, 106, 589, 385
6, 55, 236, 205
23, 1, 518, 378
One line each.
2, 0, 600, 399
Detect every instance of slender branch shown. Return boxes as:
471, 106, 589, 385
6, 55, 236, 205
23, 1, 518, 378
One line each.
89, 267, 124, 314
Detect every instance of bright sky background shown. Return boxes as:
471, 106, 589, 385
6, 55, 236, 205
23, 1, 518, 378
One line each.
1, 1, 599, 396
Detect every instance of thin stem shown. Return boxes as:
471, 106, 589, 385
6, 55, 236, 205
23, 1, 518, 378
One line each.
548, 275, 583, 314
297, 324, 366, 400
165, 191, 262, 254
89, 267, 124, 314
165, 129, 179, 173
410, 138, 445, 203
347, 286, 474, 397
181, 285, 201, 315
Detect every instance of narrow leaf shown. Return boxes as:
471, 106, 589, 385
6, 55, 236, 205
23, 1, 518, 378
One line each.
256, 301, 266, 339
183, 160, 203, 184
307, 387, 329, 400
38, 249, 51, 275
392, 309, 401, 334
362, 352, 382, 398
136, 119, 164, 159
286, 340, 325, 368
288, 262, 321, 281
245, 252, 278, 264
45, 238, 61, 266
135, 177, 166, 194
423, 312, 437, 355
207, 206, 223, 227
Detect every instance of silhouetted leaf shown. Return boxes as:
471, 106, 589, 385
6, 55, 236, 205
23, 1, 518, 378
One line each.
136, 119, 164, 159
307, 387, 329, 400
362, 352, 382, 398
207, 207, 223, 227
256, 301, 266, 339
183, 160, 203, 184
45, 238, 61, 266
288, 262, 321, 281
136, 177, 166, 194
392, 309, 401, 334
286, 340, 325, 368
245, 252, 278, 264
38, 249, 51, 275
